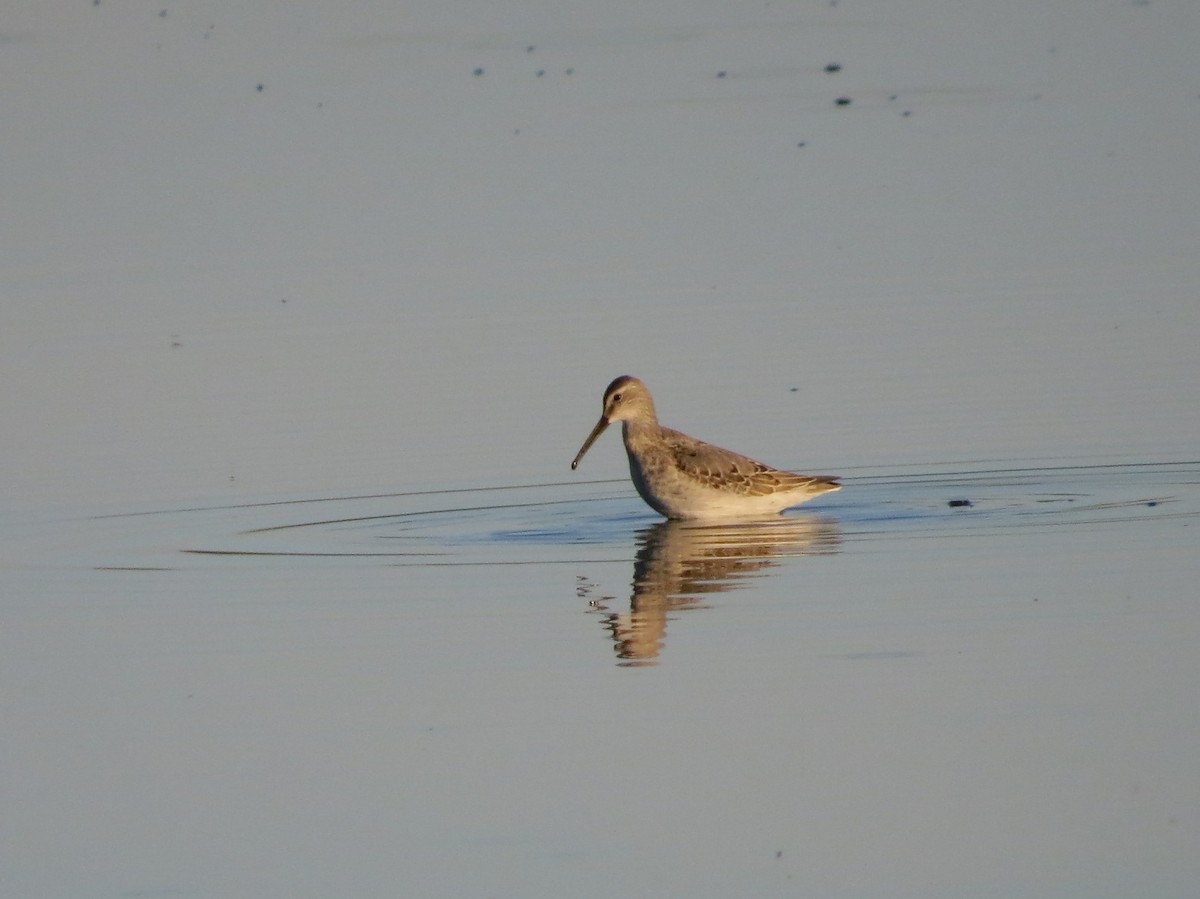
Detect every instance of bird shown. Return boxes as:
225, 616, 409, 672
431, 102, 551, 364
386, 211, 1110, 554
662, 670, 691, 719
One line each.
570, 376, 840, 520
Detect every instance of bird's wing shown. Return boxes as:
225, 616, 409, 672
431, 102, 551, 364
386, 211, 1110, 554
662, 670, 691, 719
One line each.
661, 428, 837, 496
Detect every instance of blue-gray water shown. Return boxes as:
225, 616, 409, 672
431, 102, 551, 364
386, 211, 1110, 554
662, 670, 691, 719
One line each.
3, 1, 1198, 896
4, 462, 1197, 897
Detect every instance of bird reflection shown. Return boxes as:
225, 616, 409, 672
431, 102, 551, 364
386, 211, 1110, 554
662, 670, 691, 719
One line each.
585, 516, 841, 666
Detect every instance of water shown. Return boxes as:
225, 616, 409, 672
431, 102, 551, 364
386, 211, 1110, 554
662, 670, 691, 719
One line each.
3, 1, 1199, 896
4, 462, 1197, 897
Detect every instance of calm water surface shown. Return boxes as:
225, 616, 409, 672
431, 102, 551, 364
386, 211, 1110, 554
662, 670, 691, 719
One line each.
4, 461, 1197, 897
5, 1, 1199, 896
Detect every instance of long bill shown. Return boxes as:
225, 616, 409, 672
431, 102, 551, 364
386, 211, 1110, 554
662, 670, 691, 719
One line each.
570, 416, 611, 470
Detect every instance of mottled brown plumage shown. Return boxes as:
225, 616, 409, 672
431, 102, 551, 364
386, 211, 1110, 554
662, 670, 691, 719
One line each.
571, 376, 840, 519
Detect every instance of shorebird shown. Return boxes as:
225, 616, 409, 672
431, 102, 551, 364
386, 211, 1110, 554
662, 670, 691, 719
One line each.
571, 376, 840, 520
